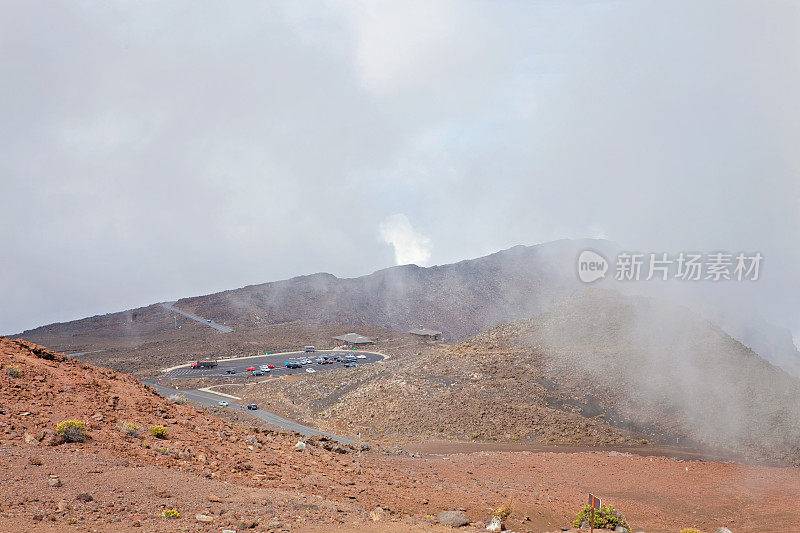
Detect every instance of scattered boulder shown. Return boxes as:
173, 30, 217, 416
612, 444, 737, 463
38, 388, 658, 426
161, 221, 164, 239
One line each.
195, 514, 214, 523
716, 528, 733, 533
75, 493, 93, 502
294, 441, 306, 452
437, 510, 470, 527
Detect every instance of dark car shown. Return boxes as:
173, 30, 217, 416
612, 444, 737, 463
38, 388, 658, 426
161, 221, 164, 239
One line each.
246, 404, 258, 410
252, 370, 264, 376
225, 368, 236, 374
343, 362, 358, 368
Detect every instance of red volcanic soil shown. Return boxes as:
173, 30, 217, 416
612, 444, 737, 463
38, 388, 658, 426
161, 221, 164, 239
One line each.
1, 336, 799, 532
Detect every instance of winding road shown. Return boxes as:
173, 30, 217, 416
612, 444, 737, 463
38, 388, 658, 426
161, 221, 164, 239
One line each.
161, 301, 232, 333
146, 381, 357, 445
148, 349, 386, 445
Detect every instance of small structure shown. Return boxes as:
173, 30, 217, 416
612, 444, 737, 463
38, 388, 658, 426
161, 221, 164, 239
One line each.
409, 326, 442, 341
332, 333, 374, 345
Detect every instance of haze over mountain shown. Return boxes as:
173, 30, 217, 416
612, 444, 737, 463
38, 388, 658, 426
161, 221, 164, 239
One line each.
17, 239, 800, 377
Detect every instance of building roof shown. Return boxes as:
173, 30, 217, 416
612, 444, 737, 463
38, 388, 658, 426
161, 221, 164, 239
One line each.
408, 327, 442, 336
332, 333, 374, 344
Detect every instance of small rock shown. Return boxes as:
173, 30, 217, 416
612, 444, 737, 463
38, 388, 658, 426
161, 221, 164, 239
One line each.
421, 498, 429, 505
208, 493, 223, 502
48, 478, 62, 487
716, 528, 733, 533
294, 441, 306, 451
75, 493, 93, 502
437, 510, 470, 527
239, 518, 259, 529
614, 527, 629, 533
24, 433, 39, 445
195, 514, 214, 523
28, 456, 43, 465
57, 500, 69, 512
486, 516, 502, 532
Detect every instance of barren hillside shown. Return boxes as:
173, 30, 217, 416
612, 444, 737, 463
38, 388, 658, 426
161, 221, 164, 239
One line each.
238, 290, 800, 464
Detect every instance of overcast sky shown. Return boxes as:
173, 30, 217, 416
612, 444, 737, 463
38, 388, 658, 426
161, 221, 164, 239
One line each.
1, 1, 798, 341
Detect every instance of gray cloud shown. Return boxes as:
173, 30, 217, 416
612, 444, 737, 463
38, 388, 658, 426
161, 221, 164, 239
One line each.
1, 1, 798, 340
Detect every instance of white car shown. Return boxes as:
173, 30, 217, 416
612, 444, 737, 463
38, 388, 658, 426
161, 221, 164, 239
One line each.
356, 354, 366, 359
305, 368, 316, 373
259, 365, 271, 372
218, 400, 228, 407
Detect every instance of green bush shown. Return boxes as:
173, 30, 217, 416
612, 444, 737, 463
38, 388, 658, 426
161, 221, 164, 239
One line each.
573, 504, 627, 529
56, 420, 86, 443
150, 425, 168, 439
118, 421, 139, 437
161, 509, 179, 519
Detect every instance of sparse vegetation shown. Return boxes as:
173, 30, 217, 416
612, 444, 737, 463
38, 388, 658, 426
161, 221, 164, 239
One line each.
573, 504, 628, 529
679, 529, 704, 533
118, 421, 139, 437
150, 425, 168, 439
161, 509, 179, 519
6, 364, 22, 378
492, 499, 513, 520
56, 420, 86, 443
168, 393, 188, 404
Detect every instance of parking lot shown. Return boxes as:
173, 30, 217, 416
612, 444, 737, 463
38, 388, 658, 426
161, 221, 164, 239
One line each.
159, 350, 383, 380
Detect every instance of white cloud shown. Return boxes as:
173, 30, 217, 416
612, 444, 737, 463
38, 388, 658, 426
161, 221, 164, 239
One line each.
379, 214, 432, 266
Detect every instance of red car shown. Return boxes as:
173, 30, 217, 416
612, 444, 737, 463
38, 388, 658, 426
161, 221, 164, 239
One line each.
266, 364, 275, 369
246, 367, 255, 372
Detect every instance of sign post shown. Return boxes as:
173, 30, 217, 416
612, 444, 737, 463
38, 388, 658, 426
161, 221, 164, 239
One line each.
588, 494, 601, 533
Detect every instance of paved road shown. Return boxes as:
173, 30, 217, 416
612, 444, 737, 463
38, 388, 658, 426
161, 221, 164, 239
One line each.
161, 301, 232, 333
161, 350, 382, 380
146, 382, 357, 445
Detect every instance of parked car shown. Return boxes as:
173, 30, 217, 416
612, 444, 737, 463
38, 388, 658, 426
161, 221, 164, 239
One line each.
343, 362, 358, 368
259, 364, 273, 371
252, 370, 264, 376
246, 367, 256, 372
322, 359, 335, 364
218, 400, 229, 407
246, 404, 258, 410
343, 355, 357, 362
225, 369, 236, 374
305, 368, 316, 373
355, 354, 366, 359
301, 359, 313, 365
284, 361, 302, 369
315, 357, 325, 364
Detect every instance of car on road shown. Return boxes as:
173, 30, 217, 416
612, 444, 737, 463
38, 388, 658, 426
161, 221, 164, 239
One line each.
218, 400, 228, 407
300, 359, 313, 365
343, 362, 358, 368
206, 319, 212, 323
252, 370, 264, 376
343, 355, 357, 362
356, 354, 366, 359
246, 367, 256, 371
246, 404, 258, 410
315, 357, 325, 364
306, 368, 316, 373
259, 364, 274, 371
225, 369, 236, 374
284, 361, 302, 368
